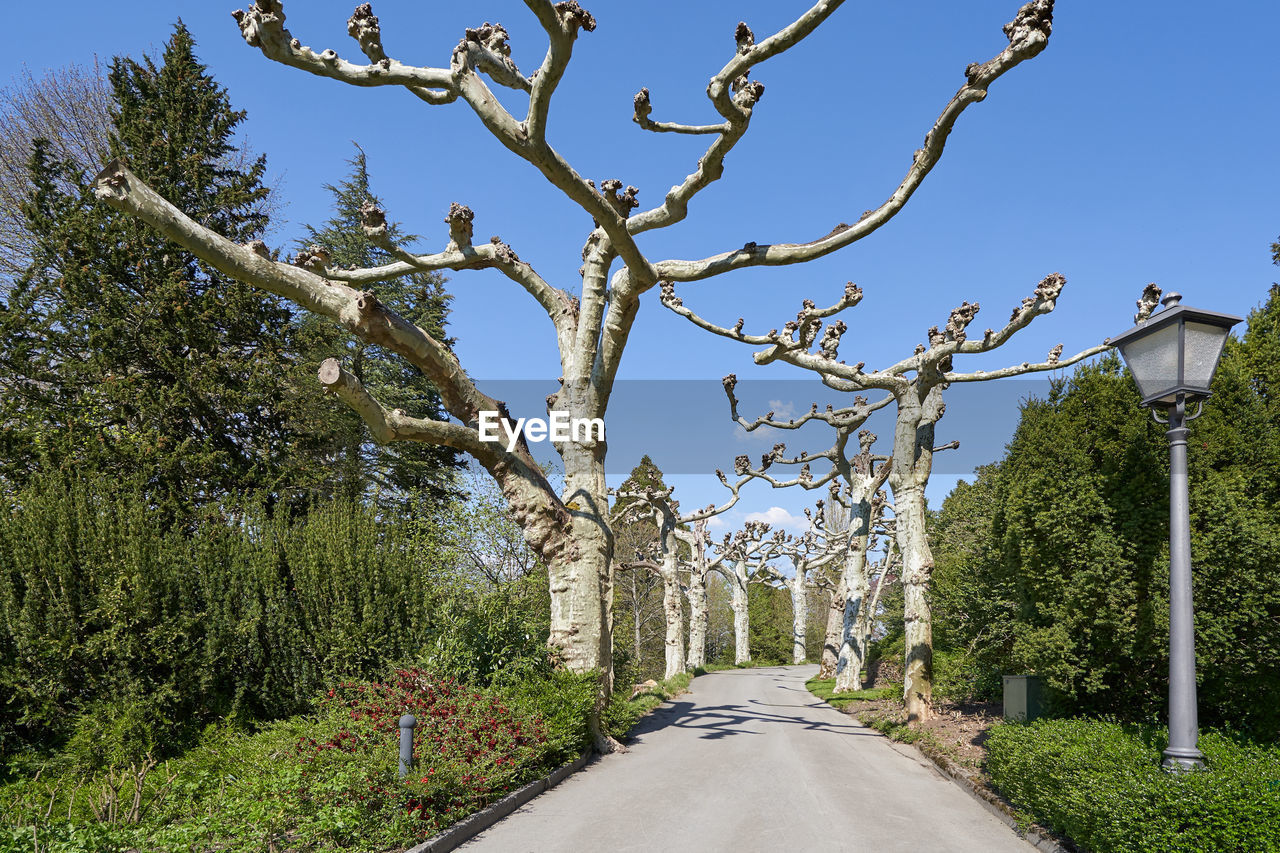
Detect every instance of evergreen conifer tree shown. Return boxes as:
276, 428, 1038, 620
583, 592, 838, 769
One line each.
0, 23, 327, 509
295, 146, 461, 506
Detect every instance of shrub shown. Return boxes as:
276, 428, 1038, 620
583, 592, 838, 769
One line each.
0, 668, 579, 851
986, 718, 1280, 853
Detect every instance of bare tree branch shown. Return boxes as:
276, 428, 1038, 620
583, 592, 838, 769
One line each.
523, 1, 597, 143
652, 1, 1055, 283
232, 1, 459, 104
346, 199, 577, 354
631, 88, 728, 136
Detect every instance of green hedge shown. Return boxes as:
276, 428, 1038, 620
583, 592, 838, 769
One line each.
0, 473, 552, 769
986, 718, 1280, 853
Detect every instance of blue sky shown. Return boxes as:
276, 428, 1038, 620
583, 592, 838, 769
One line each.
5, 2, 1278, 534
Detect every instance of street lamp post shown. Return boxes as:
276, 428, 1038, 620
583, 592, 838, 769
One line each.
1108, 291, 1241, 771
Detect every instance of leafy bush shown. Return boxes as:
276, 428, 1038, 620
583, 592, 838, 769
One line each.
0, 473, 556, 767
0, 668, 584, 851
986, 718, 1280, 853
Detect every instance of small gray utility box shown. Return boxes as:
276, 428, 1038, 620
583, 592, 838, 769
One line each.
1003, 674, 1044, 722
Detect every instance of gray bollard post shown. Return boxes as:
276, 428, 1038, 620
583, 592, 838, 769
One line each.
398, 714, 417, 778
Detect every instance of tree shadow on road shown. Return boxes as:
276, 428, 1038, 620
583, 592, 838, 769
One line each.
627, 698, 883, 742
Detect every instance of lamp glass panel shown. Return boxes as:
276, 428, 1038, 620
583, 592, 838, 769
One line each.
1117, 322, 1180, 401
1182, 321, 1231, 389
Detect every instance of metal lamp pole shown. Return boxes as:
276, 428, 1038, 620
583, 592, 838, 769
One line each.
1109, 289, 1241, 772
1158, 393, 1204, 770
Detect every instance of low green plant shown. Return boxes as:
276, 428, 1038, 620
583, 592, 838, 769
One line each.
986, 718, 1280, 853
605, 671, 695, 737
0, 668, 589, 851
806, 676, 898, 710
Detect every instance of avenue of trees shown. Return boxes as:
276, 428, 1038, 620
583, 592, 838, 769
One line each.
94, 0, 1061, 742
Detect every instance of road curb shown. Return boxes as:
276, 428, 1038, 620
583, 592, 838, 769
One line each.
403, 750, 591, 853
913, 746, 1070, 853
403, 676, 699, 852
810, 691, 1071, 852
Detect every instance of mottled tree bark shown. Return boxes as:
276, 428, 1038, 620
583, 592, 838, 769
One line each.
819, 585, 842, 679
682, 519, 719, 670
834, 541, 871, 692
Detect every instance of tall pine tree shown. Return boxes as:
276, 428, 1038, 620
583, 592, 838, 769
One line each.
295, 145, 461, 507
0, 23, 329, 510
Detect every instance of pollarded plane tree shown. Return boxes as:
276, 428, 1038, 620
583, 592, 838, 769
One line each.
835, 525, 900, 691
816, 490, 895, 688
757, 506, 848, 665
612, 471, 755, 680
683, 515, 735, 671
665, 274, 1117, 719
718, 364, 897, 690
93, 0, 1057, 747
712, 519, 787, 666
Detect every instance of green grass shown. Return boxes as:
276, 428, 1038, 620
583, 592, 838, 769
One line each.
605, 671, 694, 736
805, 676, 936, 748
691, 661, 768, 675
805, 676, 897, 710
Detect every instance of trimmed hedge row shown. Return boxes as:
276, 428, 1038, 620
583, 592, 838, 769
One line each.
986, 718, 1280, 853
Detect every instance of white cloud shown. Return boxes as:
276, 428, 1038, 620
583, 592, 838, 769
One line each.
743, 505, 810, 534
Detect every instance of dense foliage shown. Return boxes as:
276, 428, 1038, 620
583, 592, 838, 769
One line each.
930, 284, 1280, 737
0, 667, 598, 852
0, 472, 556, 772
0, 25, 328, 512
987, 718, 1280, 853
746, 583, 794, 665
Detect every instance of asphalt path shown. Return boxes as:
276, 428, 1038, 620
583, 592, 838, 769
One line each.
457, 665, 1032, 853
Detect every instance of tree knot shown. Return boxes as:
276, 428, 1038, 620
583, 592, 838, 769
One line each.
632, 87, 652, 123
445, 202, 475, 248
600, 179, 639, 218
1002, 0, 1054, 53
294, 245, 330, 272
356, 290, 380, 316
359, 200, 388, 240
347, 3, 386, 62
1134, 282, 1163, 323
554, 1, 596, 34
658, 281, 682, 308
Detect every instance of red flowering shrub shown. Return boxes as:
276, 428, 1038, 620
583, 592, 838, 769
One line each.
295, 668, 553, 838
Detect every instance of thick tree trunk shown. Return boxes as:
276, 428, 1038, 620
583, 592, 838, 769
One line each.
686, 570, 708, 670
896, 484, 934, 722
556, 435, 616, 747
790, 577, 808, 665
631, 571, 642, 670
835, 546, 871, 693
819, 587, 842, 678
659, 547, 686, 681
732, 571, 751, 665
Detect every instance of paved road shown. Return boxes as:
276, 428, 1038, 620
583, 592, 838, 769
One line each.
458, 665, 1031, 853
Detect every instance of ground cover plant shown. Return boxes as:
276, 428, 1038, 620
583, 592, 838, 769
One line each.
986, 718, 1280, 853
0, 667, 599, 852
